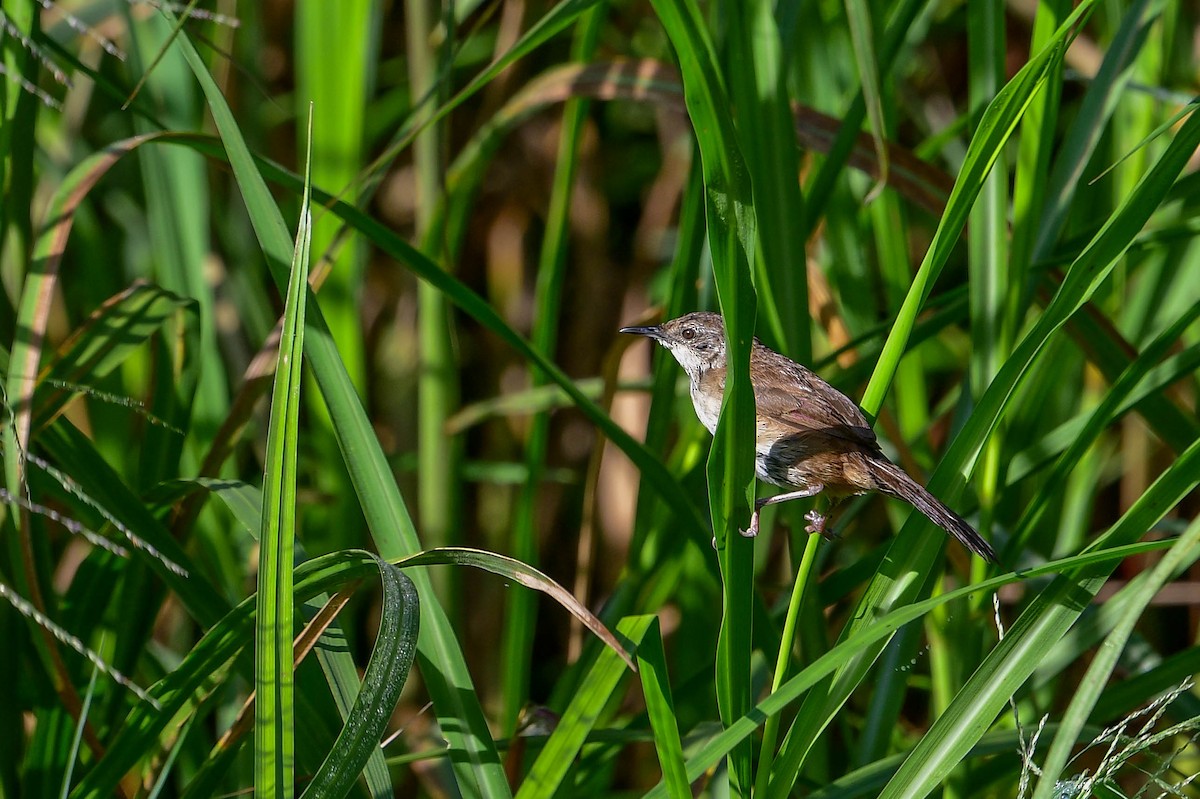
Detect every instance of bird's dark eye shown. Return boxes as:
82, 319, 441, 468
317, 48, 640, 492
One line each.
682, 327, 696, 340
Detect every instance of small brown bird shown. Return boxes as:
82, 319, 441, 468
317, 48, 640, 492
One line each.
621, 311, 996, 562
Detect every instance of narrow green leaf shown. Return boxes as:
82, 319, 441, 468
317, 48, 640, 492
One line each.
876, 437, 1200, 797
640, 542, 1175, 798
635, 618, 689, 798
1030, 518, 1200, 798
648, 1, 759, 793
162, 14, 511, 795
33, 282, 193, 432
515, 616, 651, 799
254, 105, 313, 799
71, 550, 389, 798
300, 564, 419, 798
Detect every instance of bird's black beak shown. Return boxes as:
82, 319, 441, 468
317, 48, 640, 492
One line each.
619, 324, 664, 340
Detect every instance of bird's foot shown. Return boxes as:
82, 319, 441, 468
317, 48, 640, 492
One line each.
804, 509, 837, 540
740, 510, 761, 538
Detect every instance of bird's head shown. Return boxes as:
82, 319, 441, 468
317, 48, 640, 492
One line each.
620, 311, 727, 380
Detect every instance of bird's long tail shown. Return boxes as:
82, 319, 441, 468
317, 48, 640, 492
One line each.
868, 459, 997, 563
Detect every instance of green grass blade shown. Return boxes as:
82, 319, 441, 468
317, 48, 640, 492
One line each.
769, 90, 1200, 797
648, 0, 759, 792
726, 0, 807, 358
514, 616, 652, 798
842, 0, 887, 199
1029, 517, 1200, 799
635, 618, 688, 797
254, 105, 312, 799
860, 0, 1095, 417
161, 15, 510, 794
639, 542, 1174, 798
875, 438, 1200, 798
300, 562, 419, 799
69, 550, 400, 798
501, 6, 605, 733
32, 282, 193, 433
1030, 0, 1170, 262
296, 0, 371, 389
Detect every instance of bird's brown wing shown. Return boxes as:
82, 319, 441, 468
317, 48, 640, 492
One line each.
751, 349, 879, 451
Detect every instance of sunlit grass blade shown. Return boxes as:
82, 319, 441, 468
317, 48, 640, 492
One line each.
726, 0, 806, 357
162, 12, 510, 793
771, 90, 1200, 798
254, 105, 312, 798
1029, 517, 1200, 798
875, 437, 1200, 798
395, 547, 634, 670
861, 0, 1096, 416
640, 541, 1175, 798
636, 618, 688, 797
514, 616, 651, 798
766, 6, 1100, 794
648, 0, 759, 793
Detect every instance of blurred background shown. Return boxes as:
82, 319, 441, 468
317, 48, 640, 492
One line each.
4, 0, 1200, 796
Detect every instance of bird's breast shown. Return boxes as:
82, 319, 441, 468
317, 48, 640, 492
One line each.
688, 376, 722, 434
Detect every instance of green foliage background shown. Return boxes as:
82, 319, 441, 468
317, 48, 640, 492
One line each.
2, 0, 1199, 796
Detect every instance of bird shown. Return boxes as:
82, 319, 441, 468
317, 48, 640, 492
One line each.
620, 311, 997, 562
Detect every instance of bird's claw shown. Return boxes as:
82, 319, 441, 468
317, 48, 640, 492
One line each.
740, 511, 761, 538
804, 509, 837, 540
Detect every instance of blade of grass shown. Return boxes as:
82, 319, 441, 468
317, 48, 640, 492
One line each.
1030, 0, 1170, 263
406, 0, 459, 621
648, 0, 759, 793
300, 563, 419, 799
640, 541, 1175, 797
842, 0, 887, 200
514, 616, 651, 799
162, 15, 511, 794
636, 618, 688, 797
861, 0, 1095, 418
726, 0, 807, 358
1029, 517, 1200, 798
254, 105, 312, 799
70, 550, 402, 797
772, 14, 1198, 794
876, 436, 1200, 798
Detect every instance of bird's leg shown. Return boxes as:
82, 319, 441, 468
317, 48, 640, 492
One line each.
741, 484, 826, 537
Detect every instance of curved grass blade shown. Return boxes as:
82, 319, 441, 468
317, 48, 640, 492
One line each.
394, 547, 634, 671
159, 13, 510, 794
300, 567, 419, 799
69, 550, 397, 798
874, 435, 1200, 798
860, 0, 1096, 416
500, 6, 606, 734
31, 281, 193, 432
1029, 517, 1200, 798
